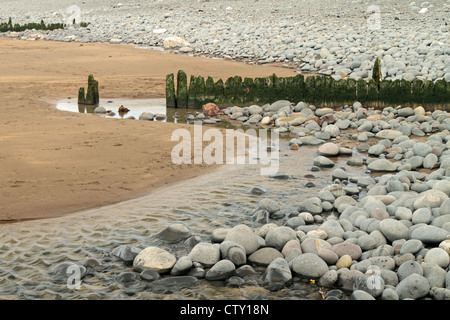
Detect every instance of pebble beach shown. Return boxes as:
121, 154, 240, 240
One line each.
1, 0, 449, 81
0, 0, 449, 302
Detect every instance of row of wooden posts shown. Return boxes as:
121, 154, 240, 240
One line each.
166, 70, 449, 111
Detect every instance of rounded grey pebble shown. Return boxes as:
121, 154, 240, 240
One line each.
351, 290, 376, 300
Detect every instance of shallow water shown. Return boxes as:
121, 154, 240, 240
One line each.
2, 101, 368, 300
56, 97, 209, 125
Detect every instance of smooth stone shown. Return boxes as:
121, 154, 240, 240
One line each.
318, 270, 338, 288
170, 256, 193, 276
248, 247, 284, 266
367, 159, 397, 172
413, 189, 449, 210
378, 219, 409, 242
332, 242, 362, 260
351, 290, 376, 300
133, 246, 177, 273
318, 248, 339, 265
262, 257, 292, 290
290, 253, 329, 278
411, 208, 432, 225
220, 241, 246, 266
205, 259, 236, 281
424, 248, 450, 268
396, 274, 430, 300
317, 142, 340, 156
224, 224, 260, 255
94, 106, 107, 114
313, 156, 335, 168
256, 198, 280, 214
319, 220, 345, 239
410, 225, 450, 244
250, 186, 268, 195
301, 238, 332, 254
211, 227, 231, 243
397, 261, 423, 282
376, 130, 403, 140
336, 254, 353, 269
298, 197, 323, 215
422, 263, 447, 288
265, 226, 297, 251
400, 239, 423, 255
112, 245, 141, 263
188, 243, 221, 267
155, 223, 191, 242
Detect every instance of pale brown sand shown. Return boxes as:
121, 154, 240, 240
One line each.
0, 38, 296, 221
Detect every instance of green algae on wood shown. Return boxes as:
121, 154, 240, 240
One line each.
165, 73, 176, 108
176, 70, 188, 108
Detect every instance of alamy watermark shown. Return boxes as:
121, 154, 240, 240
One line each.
66, 263, 82, 290
65, 5, 81, 25
366, 265, 383, 290
367, 5, 381, 30
171, 122, 280, 176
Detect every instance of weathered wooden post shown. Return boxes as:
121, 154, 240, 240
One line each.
411, 79, 424, 105
356, 78, 368, 104
372, 57, 382, 89
165, 73, 176, 108
187, 75, 197, 109
243, 77, 255, 105
204, 76, 216, 104
78, 87, 86, 105
176, 70, 188, 108
85, 74, 99, 105
367, 79, 379, 107
214, 79, 225, 105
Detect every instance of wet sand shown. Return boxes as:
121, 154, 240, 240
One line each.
0, 37, 296, 222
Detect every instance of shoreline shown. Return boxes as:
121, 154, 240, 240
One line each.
0, 37, 296, 222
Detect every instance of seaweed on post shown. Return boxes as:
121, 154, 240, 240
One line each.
304, 76, 316, 104
194, 76, 206, 108
77, 87, 86, 105
204, 76, 216, 105
213, 79, 225, 105
187, 75, 197, 109
367, 79, 379, 107
422, 80, 434, 106
176, 70, 188, 108
85, 74, 99, 105
411, 79, 424, 105
345, 78, 357, 105
165, 73, 176, 108
356, 78, 368, 104
372, 57, 382, 89
243, 77, 255, 105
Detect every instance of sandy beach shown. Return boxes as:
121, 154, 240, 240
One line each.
0, 37, 296, 222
